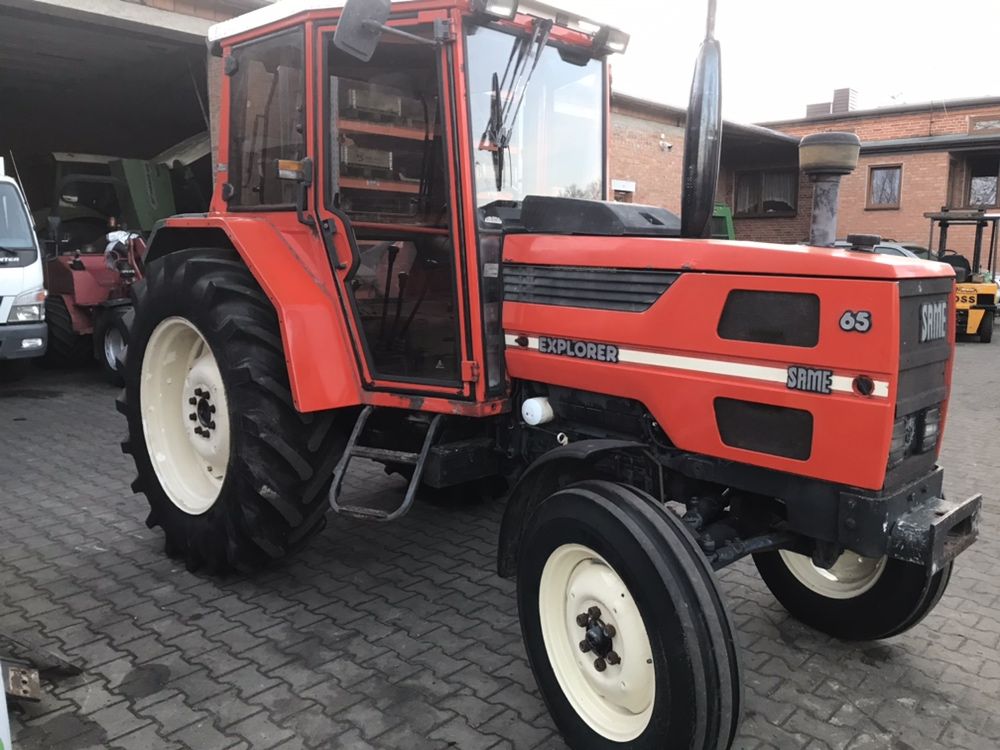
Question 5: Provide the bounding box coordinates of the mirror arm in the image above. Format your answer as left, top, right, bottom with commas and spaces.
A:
361, 19, 440, 47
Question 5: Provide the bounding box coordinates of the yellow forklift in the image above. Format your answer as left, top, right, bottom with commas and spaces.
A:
925, 209, 998, 342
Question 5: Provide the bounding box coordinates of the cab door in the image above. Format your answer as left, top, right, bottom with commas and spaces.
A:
312, 15, 475, 400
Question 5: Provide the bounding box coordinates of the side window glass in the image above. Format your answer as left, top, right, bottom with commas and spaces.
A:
228, 29, 305, 208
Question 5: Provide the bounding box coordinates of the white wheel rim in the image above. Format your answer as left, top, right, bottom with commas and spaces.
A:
539, 543, 655, 742
104, 327, 126, 371
140, 317, 230, 515
779, 549, 886, 599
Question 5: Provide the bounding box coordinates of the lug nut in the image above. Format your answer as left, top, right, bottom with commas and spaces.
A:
208, 422, 216, 431
194, 427, 204, 436
209, 405, 216, 414
593, 657, 606, 672
189, 413, 197, 422
189, 397, 198, 405
576, 613, 589, 627
604, 624, 616, 638
194, 388, 204, 398
587, 606, 602, 619
607, 651, 621, 665
579, 640, 591, 653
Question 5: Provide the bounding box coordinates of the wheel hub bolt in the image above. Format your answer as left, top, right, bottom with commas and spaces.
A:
605, 624, 616, 638
189, 397, 198, 406
593, 657, 607, 672
587, 606, 601, 619
576, 613, 589, 627
579, 640, 591, 653
189, 413, 197, 422
606, 651, 620, 665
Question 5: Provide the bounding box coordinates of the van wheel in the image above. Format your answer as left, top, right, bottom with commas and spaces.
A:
119, 248, 350, 573
517, 480, 741, 749
753, 549, 952, 640
43, 296, 91, 368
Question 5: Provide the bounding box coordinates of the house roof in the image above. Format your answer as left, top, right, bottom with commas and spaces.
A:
760, 96, 1000, 127
861, 132, 1000, 155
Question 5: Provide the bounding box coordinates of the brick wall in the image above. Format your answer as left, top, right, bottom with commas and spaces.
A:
723, 169, 815, 244
609, 105, 686, 212
772, 104, 1000, 143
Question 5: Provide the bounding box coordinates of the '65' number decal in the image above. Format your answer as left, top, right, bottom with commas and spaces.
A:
840, 310, 872, 333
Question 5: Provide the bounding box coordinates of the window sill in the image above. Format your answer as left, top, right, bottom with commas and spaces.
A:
733, 212, 797, 220
864, 205, 900, 211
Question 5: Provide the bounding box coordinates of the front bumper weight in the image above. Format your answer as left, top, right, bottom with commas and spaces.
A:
887, 493, 981, 574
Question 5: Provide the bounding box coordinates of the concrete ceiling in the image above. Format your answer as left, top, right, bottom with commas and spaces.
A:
0, 3, 210, 205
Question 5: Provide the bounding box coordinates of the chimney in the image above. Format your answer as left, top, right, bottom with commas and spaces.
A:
806, 102, 832, 117
831, 88, 857, 115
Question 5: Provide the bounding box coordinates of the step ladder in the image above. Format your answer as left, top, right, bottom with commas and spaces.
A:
328, 405, 444, 521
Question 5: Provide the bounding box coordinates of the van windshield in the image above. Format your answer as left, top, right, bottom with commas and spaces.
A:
0, 182, 34, 250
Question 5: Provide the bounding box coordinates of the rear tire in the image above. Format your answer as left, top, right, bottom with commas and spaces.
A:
753, 549, 952, 640
119, 248, 350, 573
43, 296, 91, 368
517, 480, 741, 749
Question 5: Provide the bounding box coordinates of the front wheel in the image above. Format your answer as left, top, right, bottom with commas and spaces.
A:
753, 549, 952, 640
95, 307, 131, 385
120, 248, 349, 572
979, 312, 994, 343
517, 480, 741, 749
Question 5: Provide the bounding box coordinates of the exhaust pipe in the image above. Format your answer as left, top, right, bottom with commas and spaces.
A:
799, 132, 861, 247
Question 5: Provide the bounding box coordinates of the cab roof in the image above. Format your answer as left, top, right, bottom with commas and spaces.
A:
208, 0, 622, 47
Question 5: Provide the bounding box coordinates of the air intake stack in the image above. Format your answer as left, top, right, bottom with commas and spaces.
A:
799, 132, 861, 247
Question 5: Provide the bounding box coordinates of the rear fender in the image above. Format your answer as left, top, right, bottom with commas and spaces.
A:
146, 216, 361, 413
497, 439, 646, 578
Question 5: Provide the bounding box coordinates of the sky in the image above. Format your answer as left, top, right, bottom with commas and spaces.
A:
566, 0, 999, 124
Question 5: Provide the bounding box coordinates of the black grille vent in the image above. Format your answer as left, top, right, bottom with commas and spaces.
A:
503, 264, 677, 312
717, 290, 820, 347
714, 398, 813, 460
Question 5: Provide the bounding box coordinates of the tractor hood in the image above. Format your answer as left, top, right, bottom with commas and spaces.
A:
502, 233, 956, 281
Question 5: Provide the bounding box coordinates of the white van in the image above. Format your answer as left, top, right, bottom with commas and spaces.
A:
0, 169, 47, 378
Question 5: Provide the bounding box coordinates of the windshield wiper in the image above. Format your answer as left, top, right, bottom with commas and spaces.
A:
479, 18, 552, 191
0, 246, 22, 256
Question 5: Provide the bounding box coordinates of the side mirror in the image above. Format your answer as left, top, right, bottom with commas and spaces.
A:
334, 0, 391, 62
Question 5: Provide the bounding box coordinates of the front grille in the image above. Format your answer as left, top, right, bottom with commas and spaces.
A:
503, 264, 677, 312
890, 278, 952, 487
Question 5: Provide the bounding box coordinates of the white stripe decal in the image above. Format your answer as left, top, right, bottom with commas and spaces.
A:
504, 334, 890, 398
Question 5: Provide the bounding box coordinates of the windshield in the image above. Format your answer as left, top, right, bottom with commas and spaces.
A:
0, 182, 34, 250
466, 24, 604, 222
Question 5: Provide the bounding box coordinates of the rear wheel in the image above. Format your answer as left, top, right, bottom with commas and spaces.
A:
120, 248, 350, 572
753, 549, 952, 640
517, 480, 741, 749
43, 296, 91, 368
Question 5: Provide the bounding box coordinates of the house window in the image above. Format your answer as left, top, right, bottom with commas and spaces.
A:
734, 170, 797, 217
968, 156, 999, 207
867, 165, 901, 209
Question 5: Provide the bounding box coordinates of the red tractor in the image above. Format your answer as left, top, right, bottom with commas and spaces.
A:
119, 1, 981, 747
40, 173, 146, 383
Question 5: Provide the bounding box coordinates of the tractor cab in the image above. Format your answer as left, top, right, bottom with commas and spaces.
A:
925, 208, 998, 342
204, 0, 634, 405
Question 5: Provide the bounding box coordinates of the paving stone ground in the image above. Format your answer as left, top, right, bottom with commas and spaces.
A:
0, 340, 997, 750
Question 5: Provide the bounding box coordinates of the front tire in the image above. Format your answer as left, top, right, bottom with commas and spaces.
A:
753, 549, 952, 640
979, 312, 994, 343
95, 307, 130, 385
517, 480, 741, 749
120, 248, 349, 572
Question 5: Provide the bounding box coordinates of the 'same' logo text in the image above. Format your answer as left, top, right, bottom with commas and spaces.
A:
786, 366, 833, 394
920, 301, 947, 342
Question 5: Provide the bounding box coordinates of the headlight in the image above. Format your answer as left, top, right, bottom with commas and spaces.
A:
889, 406, 942, 467
8, 288, 46, 323
918, 407, 941, 454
